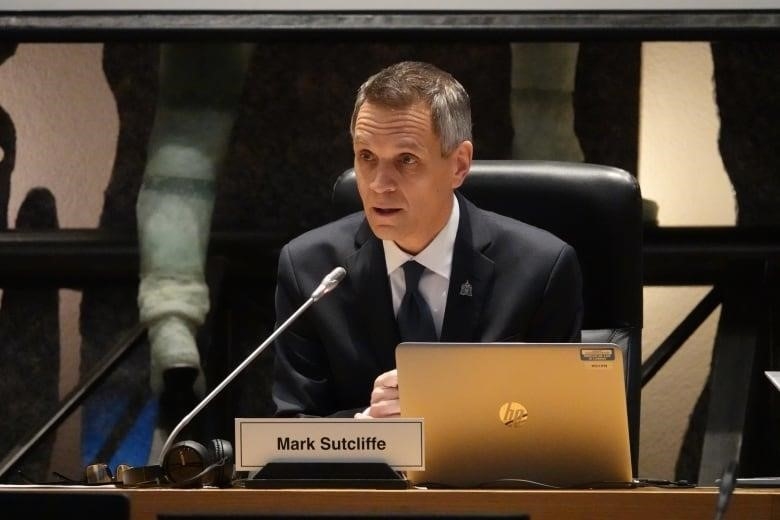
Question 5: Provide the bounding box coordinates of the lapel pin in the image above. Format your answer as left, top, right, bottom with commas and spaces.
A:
459, 280, 473, 297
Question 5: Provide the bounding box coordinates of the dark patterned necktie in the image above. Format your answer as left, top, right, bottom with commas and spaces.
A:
397, 261, 437, 342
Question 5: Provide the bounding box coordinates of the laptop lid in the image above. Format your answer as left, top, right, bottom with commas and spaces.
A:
395, 342, 634, 489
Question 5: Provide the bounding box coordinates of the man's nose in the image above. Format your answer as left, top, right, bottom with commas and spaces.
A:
369, 163, 397, 193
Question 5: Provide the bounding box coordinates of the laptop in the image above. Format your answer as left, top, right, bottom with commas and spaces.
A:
395, 342, 634, 489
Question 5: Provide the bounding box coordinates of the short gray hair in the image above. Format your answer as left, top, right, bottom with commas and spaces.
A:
350, 61, 472, 156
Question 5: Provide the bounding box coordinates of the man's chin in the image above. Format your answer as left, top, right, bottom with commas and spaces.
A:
365, 219, 400, 241
367, 224, 394, 240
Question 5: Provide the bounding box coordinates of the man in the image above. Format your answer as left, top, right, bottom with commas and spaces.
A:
272, 61, 582, 419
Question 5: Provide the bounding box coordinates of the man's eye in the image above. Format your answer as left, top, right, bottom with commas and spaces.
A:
358, 151, 375, 161
400, 155, 417, 165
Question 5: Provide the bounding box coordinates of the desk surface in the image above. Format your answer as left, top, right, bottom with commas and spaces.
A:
2, 485, 780, 520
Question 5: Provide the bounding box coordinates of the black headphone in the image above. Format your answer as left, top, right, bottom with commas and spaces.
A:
161, 439, 234, 488
86, 438, 234, 488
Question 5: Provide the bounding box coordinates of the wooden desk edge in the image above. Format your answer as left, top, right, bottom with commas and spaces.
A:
3, 485, 780, 520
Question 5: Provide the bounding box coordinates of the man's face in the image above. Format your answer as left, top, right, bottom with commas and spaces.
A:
353, 101, 472, 254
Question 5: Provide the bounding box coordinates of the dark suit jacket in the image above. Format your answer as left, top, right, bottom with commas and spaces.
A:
272, 192, 583, 417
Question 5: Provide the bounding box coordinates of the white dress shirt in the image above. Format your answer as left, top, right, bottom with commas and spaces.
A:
383, 195, 460, 338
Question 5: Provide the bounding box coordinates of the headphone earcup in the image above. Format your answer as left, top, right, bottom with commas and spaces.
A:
162, 440, 210, 487
206, 438, 234, 487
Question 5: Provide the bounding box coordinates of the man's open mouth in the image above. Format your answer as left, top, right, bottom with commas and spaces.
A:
374, 207, 401, 215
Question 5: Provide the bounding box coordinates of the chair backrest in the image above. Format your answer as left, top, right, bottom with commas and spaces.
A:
332, 159, 643, 475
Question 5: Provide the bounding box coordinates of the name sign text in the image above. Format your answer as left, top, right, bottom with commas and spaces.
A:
235, 417, 424, 471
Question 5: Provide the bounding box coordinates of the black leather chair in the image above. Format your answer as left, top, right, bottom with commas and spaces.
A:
332, 159, 643, 475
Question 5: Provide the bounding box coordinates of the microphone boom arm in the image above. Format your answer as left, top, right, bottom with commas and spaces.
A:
157, 266, 346, 465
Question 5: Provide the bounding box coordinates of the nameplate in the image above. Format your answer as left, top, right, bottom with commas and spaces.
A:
234, 418, 424, 472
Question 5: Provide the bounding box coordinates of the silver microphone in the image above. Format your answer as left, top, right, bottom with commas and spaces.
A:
311, 266, 347, 300
157, 266, 347, 465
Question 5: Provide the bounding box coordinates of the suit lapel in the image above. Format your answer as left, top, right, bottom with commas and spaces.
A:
440, 194, 495, 342
345, 219, 400, 370
344, 196, 495, 361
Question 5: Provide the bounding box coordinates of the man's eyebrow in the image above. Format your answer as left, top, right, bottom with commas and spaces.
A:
351, 138, 425, 154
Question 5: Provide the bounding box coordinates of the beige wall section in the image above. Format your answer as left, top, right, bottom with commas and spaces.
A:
0, 43, 119, 473
0, 44, 118, 229
638, 42, 736, 227
637, 42, 736, 479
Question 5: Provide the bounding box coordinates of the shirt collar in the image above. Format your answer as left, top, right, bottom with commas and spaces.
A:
383, 195, 460, 279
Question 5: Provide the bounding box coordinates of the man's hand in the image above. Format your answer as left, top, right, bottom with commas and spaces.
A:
354, 369, 400, 419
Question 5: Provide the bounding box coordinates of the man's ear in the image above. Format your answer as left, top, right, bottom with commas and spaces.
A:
451, 140, 473, 189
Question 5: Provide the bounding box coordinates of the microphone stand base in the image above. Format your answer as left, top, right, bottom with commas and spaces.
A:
243, 462, 410, 489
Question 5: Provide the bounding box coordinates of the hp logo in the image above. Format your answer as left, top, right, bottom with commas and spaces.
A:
499, 402, 528, 427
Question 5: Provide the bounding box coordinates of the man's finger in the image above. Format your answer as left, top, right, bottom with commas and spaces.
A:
375, 369, 398, 389
371, 385, 399, 404
369, 399, 401, 418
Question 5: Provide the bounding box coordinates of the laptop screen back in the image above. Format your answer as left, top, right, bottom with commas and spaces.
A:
395, 342, 633, 488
